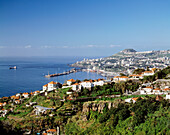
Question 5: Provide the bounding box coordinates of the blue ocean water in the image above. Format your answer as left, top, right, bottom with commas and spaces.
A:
0, 56, 105, 97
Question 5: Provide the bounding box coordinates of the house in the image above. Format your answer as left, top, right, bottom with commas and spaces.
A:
26, 102, 37, 107
67, 79, 76, 86
142, 71, 154, 76
165, 94, 170, 100
3, 102, 6, 106
140, 90, 146, 95
33, 105, 54, 115
163, 88, 170, 93
80, 81, 94, 89
140, 86, 153, 95
125, 97, 144, 103
15, 100, 21, 104
46, 129, 57, 135
47, 81, 58, 91
113, 76, 128, 82
16, 93, 21, 97
153, 88, 162, 94
119, 76, 129, 81
72, 83, 79, 91
143, 86, 153, 93
93, 79, 105, 86
43, 81, 59, 92
11, 95, 20, 100
0, 109, 8, 117
0, 103, 3, 107
22, 93, 29, 98
33, 91, 40, 95
129, 74, 143, 80
43, 84, 48, 91
113, 76, 119, 82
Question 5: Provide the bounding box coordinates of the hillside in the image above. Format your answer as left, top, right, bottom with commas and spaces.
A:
111, 49, 170, 58
65, 98, 169, 134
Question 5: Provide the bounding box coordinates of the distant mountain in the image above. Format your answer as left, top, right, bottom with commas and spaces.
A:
111, 49, 170, 58
120, 49, 137, 53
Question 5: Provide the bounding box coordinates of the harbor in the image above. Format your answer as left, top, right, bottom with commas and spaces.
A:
44, 67, 116, 78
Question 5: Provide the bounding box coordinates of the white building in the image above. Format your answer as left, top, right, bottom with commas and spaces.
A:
165, 94, 170, 100
67, 79, 76, 86
43, 84, 48, 91
93, 79, 105, 86
153, 88, 163, 95
80, 81, 94, 89
142, 71, 154, 76
43, 81, 59, 92
129, 74, 143, 80
72, 83, 79, 91
125, 97, 144, 103
162, 88, 170, 93
143, 86, 153, 93
113, 76, 128, 82
22, 93, 29, 98
48, 81, 57, 91
33, 91, 40, 95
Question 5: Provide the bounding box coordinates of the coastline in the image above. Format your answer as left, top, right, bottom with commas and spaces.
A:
0, 57, 107, 98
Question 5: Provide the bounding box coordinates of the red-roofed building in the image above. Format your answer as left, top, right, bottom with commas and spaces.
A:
129, 74, 143, 80
11, 95, 20, 100
67, 79, 76, 86
46, 129, 57, 135
143, 86, 153, 92
80, 81, 94, 90
113, 76, 128, 82
0, 103, 3, 107
153, 88, 163, 95
72, 83, 80, 91
93, 79, 105, 86
125, 97, 144, 103
22, 93, 29, 98
43, 81, 59, 92
163, 88, 170, 92
15, 100, 21, 104
142, 70, 154, 76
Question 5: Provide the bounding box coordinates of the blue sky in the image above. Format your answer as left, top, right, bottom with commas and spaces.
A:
0, 0, 170, 57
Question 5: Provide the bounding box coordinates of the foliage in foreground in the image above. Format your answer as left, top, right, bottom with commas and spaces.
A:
65, 97, 170, 135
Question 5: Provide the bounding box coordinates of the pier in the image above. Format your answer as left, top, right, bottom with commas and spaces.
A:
44, 68, 82, 78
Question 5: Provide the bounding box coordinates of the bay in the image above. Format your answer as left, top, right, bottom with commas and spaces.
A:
0, 56, 105, 97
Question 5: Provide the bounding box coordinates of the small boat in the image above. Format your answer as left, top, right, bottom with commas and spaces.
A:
9, 66, 17, 69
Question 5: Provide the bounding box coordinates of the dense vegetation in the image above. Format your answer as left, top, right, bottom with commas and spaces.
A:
79, 81, 140, 99
65, 97, 170, 135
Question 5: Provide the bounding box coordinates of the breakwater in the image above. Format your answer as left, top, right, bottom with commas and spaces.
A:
44, 68, 82, 78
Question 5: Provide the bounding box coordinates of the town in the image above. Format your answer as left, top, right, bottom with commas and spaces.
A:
0, 65, 169, 134
71, 49, 170, 77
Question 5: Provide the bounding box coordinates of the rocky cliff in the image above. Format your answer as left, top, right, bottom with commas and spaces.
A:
81, 99, 124, 121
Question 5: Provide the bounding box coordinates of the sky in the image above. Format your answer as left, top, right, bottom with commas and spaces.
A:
0, 0, 170, 57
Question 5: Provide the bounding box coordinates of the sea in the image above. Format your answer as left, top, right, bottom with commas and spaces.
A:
0, 56, 106, 97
